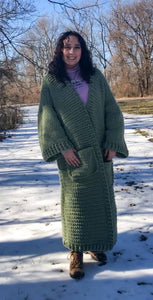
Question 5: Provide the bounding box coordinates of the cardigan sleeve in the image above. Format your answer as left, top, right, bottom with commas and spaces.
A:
100, 73, 128, 158
38, 80, 73, 162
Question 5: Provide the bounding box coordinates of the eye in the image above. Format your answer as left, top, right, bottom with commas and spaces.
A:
64, 45, 71, 50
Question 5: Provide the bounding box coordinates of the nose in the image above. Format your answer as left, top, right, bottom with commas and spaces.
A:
69, 47, 74, 54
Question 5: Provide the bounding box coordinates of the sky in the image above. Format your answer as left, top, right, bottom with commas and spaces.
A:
34, 0, 137, 17
35, 0, 53, 15
34, 0, 112, 17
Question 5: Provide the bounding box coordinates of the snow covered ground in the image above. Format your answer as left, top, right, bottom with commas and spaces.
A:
0, 105, 153, 300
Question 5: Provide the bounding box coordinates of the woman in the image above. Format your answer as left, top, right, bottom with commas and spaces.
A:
38, 31, 128, 279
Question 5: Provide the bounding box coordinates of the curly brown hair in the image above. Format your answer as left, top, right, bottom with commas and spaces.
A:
49, 31, 95, 83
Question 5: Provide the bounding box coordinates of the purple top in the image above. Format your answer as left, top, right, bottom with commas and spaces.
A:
66, 65, 89, 106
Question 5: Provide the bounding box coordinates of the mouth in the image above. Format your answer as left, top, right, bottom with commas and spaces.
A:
67, 57, 76, 60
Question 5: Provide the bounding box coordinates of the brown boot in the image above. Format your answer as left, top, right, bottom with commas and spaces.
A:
69, 251, 84, 279
88, 251, 107, 264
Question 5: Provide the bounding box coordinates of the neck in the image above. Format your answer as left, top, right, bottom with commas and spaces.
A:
66, 64, 80, 71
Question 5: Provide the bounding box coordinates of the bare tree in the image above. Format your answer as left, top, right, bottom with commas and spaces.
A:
14, 15, 61, 104
0, 0, 37, 107
60, 1, 111, 74
21, 16, 61, 80
108, 0, 153, 97
0, 0, 36, 69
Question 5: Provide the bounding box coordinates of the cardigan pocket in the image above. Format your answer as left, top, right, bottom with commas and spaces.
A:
57, 155, 67, 170
68, 147, 98, 182
104, 161, 113, 186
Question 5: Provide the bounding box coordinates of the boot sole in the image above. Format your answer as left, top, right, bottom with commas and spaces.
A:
87, 251, 107, 264
70, 271, 85, 279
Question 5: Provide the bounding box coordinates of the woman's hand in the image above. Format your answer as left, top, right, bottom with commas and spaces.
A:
62, 149, 81, 167
104, 149, 116, 161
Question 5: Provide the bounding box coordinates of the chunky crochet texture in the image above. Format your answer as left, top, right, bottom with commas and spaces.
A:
38, 68, 128, 252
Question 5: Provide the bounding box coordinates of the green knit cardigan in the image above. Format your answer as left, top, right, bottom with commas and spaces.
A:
38, 68, 128, 252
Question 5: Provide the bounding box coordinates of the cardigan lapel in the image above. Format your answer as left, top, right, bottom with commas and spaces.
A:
53, 78, 97, 147
63, 76, 95, 114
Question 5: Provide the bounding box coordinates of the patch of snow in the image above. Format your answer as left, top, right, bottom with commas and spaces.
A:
0, 106, 153, 300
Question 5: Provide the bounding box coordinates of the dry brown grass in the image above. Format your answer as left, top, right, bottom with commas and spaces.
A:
117, 98, 153, 114
0, 106, 23, 140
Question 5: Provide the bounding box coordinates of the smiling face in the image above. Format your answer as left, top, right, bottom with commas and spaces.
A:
62, 35, 82, 69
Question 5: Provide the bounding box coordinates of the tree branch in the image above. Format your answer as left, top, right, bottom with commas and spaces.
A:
0, 28, 43, 69
48, 0, 99, 11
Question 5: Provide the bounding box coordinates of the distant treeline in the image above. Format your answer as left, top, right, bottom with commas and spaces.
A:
0, 0, 153, 108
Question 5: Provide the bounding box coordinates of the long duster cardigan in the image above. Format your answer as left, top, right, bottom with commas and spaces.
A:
38, 68, 128, 252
